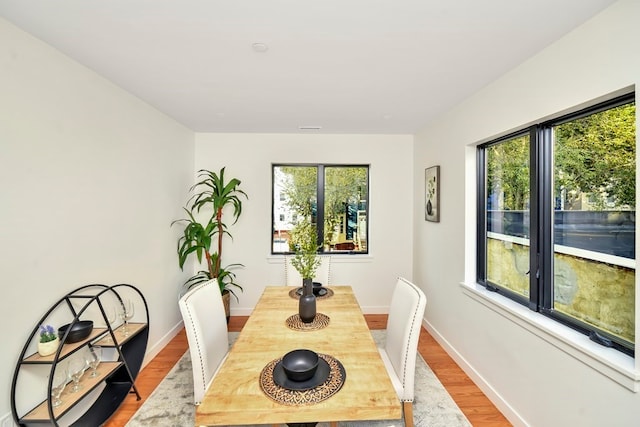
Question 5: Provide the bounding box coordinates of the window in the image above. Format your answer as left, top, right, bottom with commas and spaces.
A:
477, 93, 636, 355
272, 164, 369, 254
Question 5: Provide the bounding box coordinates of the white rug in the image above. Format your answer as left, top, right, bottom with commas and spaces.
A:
126, 331, 471, 427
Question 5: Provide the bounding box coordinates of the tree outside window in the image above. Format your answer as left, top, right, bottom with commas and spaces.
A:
272, 165, 369, 254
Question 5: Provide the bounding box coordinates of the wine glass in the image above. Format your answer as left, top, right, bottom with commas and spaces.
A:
69, 357, 87, 393
120, 299, 135, 337
106, 305, 117, 327
103, 305, 118, 343
87, 346, 102, 378
51, 367, 68, 407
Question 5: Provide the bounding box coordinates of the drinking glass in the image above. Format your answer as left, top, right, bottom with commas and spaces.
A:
103, 305, 118, 343
106, 305, 117, 327
87, 346, 102, 378
69, 357, 87, 393
120, 299, 135, 337
51, 367, 68, 407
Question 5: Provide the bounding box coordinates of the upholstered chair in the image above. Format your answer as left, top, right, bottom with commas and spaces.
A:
284, 255, 332, 287
178, 279, 229, 405
378, 277, 427, 427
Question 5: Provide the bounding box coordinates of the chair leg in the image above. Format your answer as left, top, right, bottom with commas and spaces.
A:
403, 401, 414, 427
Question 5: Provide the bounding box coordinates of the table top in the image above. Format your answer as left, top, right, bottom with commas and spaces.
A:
195, 285, 402, 426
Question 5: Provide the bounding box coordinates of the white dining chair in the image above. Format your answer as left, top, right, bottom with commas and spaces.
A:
178, 279, 229, 405
284, 255, 332, 287
378, 277, 427, 427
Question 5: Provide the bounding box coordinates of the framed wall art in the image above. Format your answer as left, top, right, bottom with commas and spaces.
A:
425, 165, 440, 222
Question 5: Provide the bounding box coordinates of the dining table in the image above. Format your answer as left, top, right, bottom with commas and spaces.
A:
195, 285, 402, 426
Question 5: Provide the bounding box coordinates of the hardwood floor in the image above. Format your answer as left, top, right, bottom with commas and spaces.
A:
105, 315, 511, 426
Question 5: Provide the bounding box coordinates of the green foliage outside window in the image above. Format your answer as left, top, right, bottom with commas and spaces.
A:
555, 103, 636, 209
274, 165, 369, 253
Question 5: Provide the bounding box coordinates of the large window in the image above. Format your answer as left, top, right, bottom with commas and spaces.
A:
272, 164, 369, 254
478, 93, 636, 355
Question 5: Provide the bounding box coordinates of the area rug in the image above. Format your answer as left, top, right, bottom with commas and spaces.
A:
126, 331, 471, 427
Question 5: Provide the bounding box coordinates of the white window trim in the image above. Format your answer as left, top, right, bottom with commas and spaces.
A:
267, 254, 374, 264
460, 281, 640, 392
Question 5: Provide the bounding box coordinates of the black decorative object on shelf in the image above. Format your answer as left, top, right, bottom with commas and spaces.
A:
10, 283, 149, 427
58, 320, 94, 343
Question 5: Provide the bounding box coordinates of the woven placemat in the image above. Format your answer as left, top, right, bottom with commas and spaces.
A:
288, 287, 334, 300
259, 353, 346, 405
285, 313, 330, 331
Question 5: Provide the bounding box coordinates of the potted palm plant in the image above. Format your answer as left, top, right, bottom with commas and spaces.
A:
172, 167, 247, 319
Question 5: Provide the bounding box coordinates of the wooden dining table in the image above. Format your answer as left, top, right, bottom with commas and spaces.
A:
195, 285, 402, 426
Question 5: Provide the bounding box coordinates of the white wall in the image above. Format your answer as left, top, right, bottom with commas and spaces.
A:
4, 0, 636, 424
413, 1, 639, 426
0, 17, 194, 419
195, 133, 414, 314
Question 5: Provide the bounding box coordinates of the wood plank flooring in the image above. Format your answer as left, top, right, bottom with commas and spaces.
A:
105, 315, 511, 426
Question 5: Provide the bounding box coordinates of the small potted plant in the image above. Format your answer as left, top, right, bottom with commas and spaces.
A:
290, 224, 321, 323
290, 222, 322, 285
38, 324, 60, 357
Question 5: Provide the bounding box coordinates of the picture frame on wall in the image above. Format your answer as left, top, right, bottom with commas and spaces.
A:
425, 165, 440, 222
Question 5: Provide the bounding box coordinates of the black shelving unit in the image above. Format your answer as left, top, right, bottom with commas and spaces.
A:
10, 284, 149, 427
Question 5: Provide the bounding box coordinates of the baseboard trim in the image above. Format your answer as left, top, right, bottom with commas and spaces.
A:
141, 321, 184, 367
422, 318, 528, 427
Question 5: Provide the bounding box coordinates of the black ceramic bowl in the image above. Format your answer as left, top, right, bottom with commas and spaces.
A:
58, 320, 94, 343
282, 349, 319, 382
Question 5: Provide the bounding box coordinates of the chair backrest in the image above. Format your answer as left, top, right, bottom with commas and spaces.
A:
178, 279, 229, 405
384, 277, 427, 401
284, 255, 332, 286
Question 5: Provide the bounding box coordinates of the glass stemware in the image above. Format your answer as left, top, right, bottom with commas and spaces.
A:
103, 305, 118, 343
69, 357, 87, 393
106, 305, 117, 327
51, 367, 69, 407
87, 346, 102, 378
120, 299, 135, 337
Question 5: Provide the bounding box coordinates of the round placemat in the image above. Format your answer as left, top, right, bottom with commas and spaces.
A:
259, 353, 346, 405
285, 313, 330, 331
288, 287, 334, 300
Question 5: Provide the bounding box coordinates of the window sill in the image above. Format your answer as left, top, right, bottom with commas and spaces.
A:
461, 281, 640, 392
267, 254, 374, 263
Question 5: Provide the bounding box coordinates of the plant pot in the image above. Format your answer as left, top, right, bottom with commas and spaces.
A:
38, 337, 60, 357
222, 291, 231, 324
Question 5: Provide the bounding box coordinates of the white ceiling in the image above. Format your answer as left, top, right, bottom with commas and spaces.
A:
0, 0, 617, 134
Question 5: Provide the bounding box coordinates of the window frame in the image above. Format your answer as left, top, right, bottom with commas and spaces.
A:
476, 92, 636, 356
271, 163, 370, 255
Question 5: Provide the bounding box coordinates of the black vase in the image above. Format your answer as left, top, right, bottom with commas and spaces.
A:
298, 278, 316, 323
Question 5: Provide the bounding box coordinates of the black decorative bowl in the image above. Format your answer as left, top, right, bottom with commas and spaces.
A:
58, 320, 94, 343
282, 349, 319, 382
